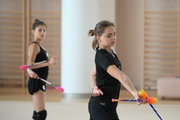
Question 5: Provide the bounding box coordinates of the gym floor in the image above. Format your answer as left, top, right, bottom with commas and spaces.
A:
0, 86, 180, 120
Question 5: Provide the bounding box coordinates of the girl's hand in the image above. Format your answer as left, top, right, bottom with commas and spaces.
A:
49, 56, 58, 65
92, 86, 103, 97
137, 98, 147, 105
27, 68, 39, 79
132, 92, 147, 105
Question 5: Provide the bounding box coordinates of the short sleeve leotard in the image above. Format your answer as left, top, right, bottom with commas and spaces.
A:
88, 49, 122, 110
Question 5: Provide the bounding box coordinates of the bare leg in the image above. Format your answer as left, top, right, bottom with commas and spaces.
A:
33, 90, 46, 112
32, 90, 46, 120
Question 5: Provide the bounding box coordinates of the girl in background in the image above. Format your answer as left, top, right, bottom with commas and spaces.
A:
27, 19, 57, 120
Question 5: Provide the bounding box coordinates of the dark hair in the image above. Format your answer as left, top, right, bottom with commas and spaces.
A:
88, 20, 115, 50
32, 19, 47, 30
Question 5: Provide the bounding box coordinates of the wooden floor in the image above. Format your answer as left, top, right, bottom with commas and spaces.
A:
0, 86, 180, 105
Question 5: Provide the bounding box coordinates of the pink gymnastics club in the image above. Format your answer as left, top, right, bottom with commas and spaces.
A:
20, 65, 29, 70
39, 78, 64, 92
20, 60, 48, 70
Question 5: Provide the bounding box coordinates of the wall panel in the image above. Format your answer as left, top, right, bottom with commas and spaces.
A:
0, 0, 26, 87
143, 0, 179, 89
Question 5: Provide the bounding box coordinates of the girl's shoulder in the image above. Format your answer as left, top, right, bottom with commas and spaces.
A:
95, 49, 112, 60
96, 49, 108, 54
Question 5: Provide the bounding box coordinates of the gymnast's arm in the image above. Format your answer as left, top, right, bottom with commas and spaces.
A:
90, 65, 103, 97
28, 44, 50, 69
107, 65, 141, 102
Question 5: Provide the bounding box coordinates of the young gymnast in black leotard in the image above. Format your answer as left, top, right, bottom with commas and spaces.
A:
27, 19, 57, 120
88, 20, 147, 120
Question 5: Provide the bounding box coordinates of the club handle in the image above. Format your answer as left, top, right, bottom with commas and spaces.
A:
20, 60, 48, 70
112, 98, 139, 102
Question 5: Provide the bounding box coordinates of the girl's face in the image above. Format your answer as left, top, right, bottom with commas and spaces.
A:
32, 25, 47, 40
97, 25, 116, 49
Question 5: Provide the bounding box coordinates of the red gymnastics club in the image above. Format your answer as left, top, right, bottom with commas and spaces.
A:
112, 89, 162, 120
139, 89, 163, 120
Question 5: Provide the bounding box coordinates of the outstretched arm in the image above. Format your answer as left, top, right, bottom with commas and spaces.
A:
107, 65, 145, 104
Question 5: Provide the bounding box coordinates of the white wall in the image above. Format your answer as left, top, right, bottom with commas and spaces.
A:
61, 0, 116, 95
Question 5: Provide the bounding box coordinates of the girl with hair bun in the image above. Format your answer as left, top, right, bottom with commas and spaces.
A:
27, 19, 57, 120
88, 20, 146, 120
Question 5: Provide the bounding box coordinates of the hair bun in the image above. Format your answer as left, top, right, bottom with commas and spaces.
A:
88, 30, 95, 36
35, 19, 40, 23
